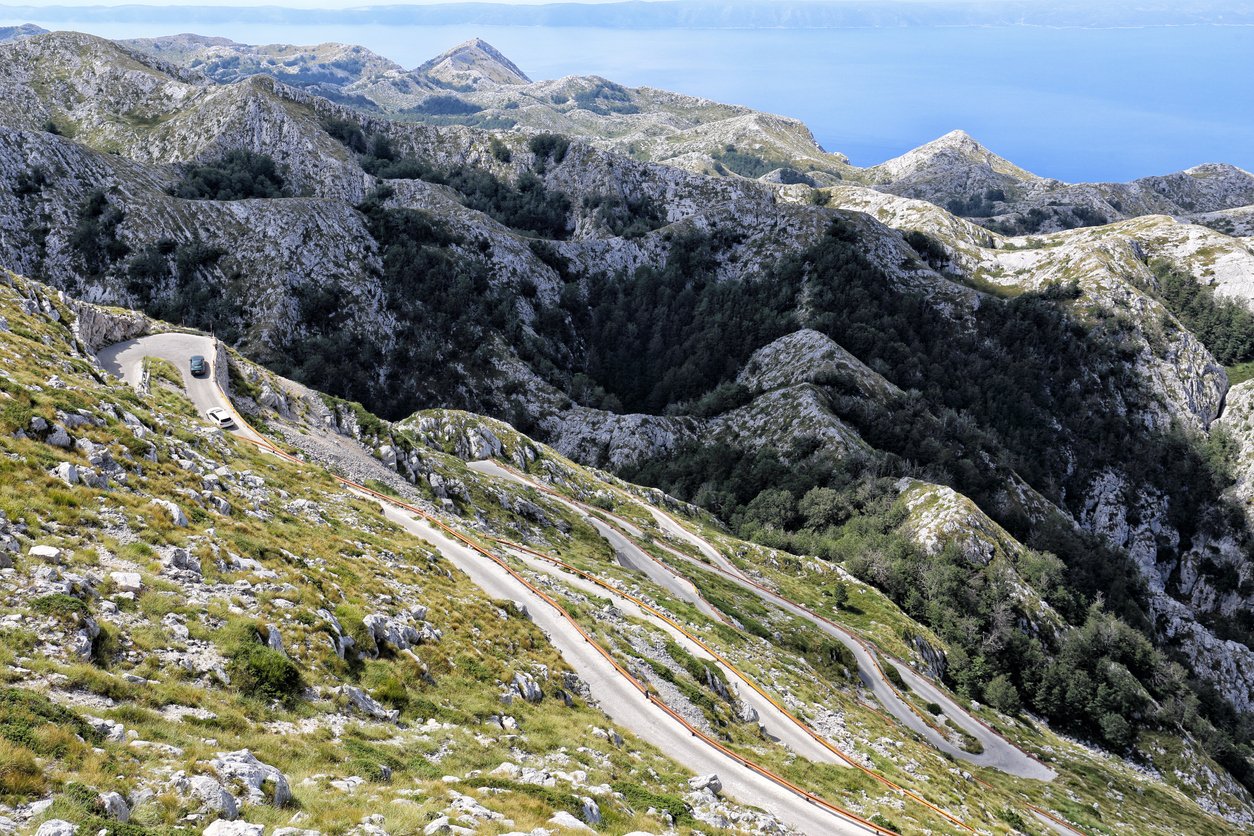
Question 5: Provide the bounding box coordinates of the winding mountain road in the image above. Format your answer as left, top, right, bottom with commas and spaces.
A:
469, 460, 1054, 782
97, 336, 893, 836
371, 501, 877, 835
501, 542, 851, 769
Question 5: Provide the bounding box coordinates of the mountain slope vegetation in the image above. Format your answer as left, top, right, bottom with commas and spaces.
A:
2, 28, 1254, 832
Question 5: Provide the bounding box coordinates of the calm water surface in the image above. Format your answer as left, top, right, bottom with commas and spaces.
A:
5, 17, 1251, 182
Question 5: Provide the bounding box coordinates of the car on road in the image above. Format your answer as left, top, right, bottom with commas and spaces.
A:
189, 355, 207, 377
206, 407, 234, 429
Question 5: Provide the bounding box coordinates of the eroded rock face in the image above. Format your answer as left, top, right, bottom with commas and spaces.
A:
1218, 380, 1254, 526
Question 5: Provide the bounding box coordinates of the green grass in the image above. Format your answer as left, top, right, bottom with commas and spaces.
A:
1226, 361, 1254, 387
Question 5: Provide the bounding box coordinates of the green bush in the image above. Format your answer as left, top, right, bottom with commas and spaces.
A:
1153, 259, 1254, 366
32, 594, 89, 623
882, 662, 908, 692
983, 673, 1022, 714
528, 133, 570, 165
171, 150, 289, 201
224, 622, 304, 704
611, 781, 690, 824
70, 190, 129, 275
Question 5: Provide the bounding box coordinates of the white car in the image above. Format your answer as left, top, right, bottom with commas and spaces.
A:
206, 407, 235, 429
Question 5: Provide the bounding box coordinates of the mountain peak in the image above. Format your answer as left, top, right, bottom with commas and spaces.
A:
415, 37, 530, 89
871, 128, 1041, 185
0, 23, 46, 44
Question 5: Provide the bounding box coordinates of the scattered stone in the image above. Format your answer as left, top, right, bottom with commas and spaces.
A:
162, 548, 202, 580
579, 796, 601, 825
361, 607, 439, 655
85, 715, 126, 742
422, 818, 451, 836
266, 624, 285, 655
29, 544, 64, 564
46, 425, 72, 448
152, 499, 188, 527
338, 685, 399, 722
51, 462, 79, 485
171, 772, 239, 820
512, 671, 543, 703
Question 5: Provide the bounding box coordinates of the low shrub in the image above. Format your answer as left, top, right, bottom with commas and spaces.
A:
223, 621, 304, 704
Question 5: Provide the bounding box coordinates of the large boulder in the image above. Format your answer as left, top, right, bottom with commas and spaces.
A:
171, 771, 239, 820
35, 822, 77, 836
98, 791, 130, 822
338, 685, 399, 722
209, 749, 291, 807
361, 606, 439, 655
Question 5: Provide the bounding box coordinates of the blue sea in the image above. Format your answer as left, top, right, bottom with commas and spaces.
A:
5, 16, 1252, 183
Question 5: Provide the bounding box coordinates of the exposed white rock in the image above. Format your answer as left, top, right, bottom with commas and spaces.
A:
338, 685, 399, 722
687, 773, 722, 794
203, 821, 263, 836
152, 498, 188, 527
29, 544, 63, 564
547, 810, 592, 831
110, 571, 143, 593
512, 671, 543, 703
210, 749, 292, 807
34, 822, 77, 836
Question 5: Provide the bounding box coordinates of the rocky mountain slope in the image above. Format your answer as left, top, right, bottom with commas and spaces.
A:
3, 28, 1254, 829
3, 264, 1253, 835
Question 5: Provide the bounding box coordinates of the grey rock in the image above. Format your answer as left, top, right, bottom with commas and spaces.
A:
110, 571, 143, 594
45, 424, 72, 448
34, 821, 77, 836
98, 791, 129, 822
172, 772, 239, 820
579, 796, 601, 825
51, 462, 79, 485
512, 671, 543, 703
152, 499, 188, 527
338, 685, 399, 722
687, 773, 722, 795
548, 811, 592, 831
162, 547, 202, 579
29, 544, 63, 564
210, 749, 292, 807
265, 625, 285, 655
